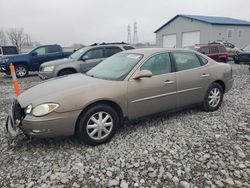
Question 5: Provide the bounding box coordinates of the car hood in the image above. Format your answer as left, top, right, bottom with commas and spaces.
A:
41, 58, 77, 67
238, 50, 250, 55
17, 73, 108, 109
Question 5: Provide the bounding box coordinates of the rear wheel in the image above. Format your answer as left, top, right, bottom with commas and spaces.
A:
76, 104, 119, 146
58, 69, 75, 76
15, 64, 28, 78
202, 83, 223, 112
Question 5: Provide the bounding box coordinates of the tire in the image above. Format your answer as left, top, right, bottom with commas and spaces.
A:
15, 64, 28, 78
202, 83, 224, 112
76, 104, 119, 146
234, 60, 240, 64
218, 59, 226, 63
58, 69, 75, 76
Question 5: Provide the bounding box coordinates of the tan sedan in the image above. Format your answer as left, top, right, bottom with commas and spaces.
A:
6, 48, 234, 145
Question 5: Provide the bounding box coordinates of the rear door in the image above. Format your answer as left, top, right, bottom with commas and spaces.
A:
127, 52, 177, 119
171, 51, 211, 107
80, 47, 105, 72
46, 45, 63, 62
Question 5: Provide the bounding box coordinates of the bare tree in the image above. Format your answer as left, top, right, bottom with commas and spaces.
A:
0, 30, 7, 45
6, 28, 31, 52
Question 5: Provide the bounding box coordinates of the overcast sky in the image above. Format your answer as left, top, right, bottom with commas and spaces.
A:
1, 0, 250, 46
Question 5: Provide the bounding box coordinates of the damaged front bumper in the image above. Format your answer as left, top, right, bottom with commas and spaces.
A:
5, 99, 25, 142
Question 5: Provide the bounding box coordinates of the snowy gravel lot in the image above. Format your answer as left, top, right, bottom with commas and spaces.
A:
0, 63, 249, 188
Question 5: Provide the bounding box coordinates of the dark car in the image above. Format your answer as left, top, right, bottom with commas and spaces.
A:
0, 44, 73, 78
0, 46, 19, 56
233, 44, 250, 66
192, 43, 228, 63
38, 42, 135, 80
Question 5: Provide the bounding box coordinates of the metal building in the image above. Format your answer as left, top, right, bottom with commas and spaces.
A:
155, 15, 250, 48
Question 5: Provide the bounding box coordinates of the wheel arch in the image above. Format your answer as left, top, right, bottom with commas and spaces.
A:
213, 80, 225, 93
14, 62, 29, 69
74, 100, 124, 134
57, 67, 77, 76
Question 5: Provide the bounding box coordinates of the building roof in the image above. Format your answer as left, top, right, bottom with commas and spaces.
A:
154, 14, 250, 33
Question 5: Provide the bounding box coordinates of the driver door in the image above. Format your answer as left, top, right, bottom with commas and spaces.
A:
80, 47, 105, 72
127, 52, 177, 119
30, 46, 48, 70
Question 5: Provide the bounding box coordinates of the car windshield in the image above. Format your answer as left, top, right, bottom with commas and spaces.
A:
87, 53, 143, 81
243, 44, 250, 51
69, 47, 90, 59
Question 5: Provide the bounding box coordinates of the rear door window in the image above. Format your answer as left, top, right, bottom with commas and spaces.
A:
210, 46, 219, 54
172, 52, 201, 71
48, 45, 61, 53
105, 47, 122, 57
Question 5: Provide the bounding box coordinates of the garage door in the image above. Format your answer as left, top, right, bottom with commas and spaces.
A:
163, 34, 176, 48
182, 31, 200, 47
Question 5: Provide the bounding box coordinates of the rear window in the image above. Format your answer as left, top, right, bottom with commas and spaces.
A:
123, 46, 135, 50
218, 46, 226, 52
210, 46, 219, 54
2, 46, 18, 55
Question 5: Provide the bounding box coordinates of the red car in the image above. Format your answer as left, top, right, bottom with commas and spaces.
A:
192, 43, 228, 63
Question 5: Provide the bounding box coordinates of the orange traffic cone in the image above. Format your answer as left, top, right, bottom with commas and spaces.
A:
9, 63, 21, 96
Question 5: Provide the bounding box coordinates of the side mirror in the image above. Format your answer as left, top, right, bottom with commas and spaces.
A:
81, 55, 89, 61
31, 52, 38, 56
133, 70, 152, 80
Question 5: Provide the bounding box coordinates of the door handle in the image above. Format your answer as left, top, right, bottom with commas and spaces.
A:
164, 80, 175, 84
201, 73, 210, 78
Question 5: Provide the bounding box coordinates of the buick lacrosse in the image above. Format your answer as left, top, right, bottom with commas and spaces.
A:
6, 48, 233, 145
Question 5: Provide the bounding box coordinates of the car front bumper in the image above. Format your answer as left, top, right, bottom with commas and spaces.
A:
38, 71, 55, 80
6, 99, 81, 139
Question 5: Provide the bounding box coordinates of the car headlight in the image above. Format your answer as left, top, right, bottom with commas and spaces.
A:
43, 66, 54, 72
32, 103, 59, 117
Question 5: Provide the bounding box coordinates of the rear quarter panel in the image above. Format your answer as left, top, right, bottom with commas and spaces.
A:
207, 62, 233, 92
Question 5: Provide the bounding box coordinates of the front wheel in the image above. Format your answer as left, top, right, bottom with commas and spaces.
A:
202, 83, 224, 112
76, 104, 119, 146
15, 64, 28, 78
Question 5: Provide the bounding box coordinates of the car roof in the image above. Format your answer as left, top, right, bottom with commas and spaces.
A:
120, 48, 196, 55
